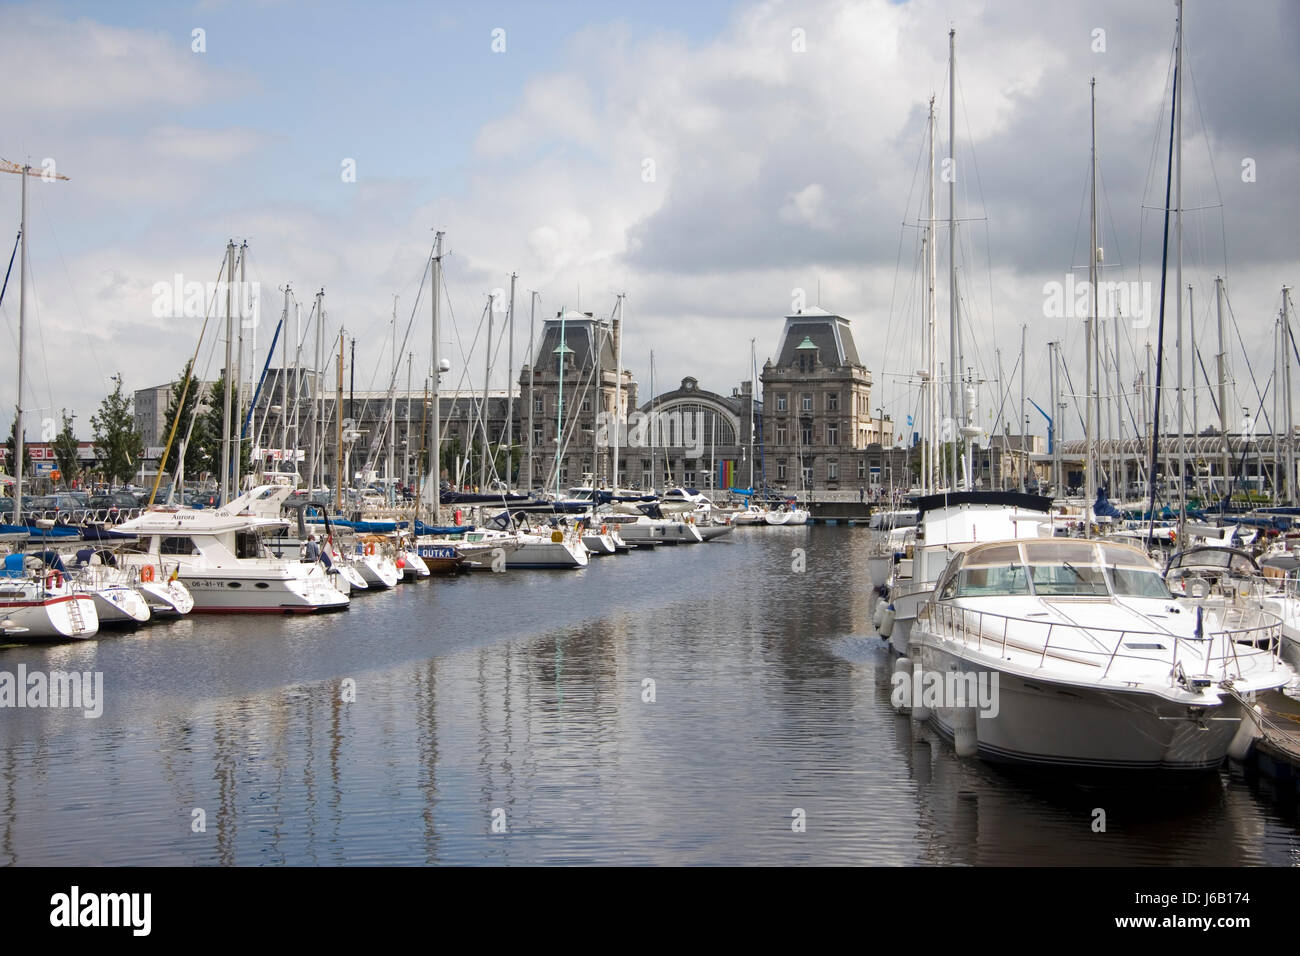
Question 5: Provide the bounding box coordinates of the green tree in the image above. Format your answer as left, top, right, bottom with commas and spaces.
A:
160, 359, 209, 481
91, 374, 144, 488
197, 373, 250, 482
4, 409, 33, 479
52, 409, 81, 487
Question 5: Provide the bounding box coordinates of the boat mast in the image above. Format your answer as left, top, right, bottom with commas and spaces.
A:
505, 272, 516, 490
389, 294, 397, 491
526, 290, 536, 492
481, 293, 493, 490
613, 293, 625, 491
1143, 0, 1180, 547
428, 231, 444, 525
1279, 286, 1289, 504
927, 94, 939, 494
1175, 0, 1186, 529
947, 29, 961, 491
234, 241, 246, 491
1085, 76, 1098, 532
13, 164, 28, 522
748, 338, 756, 491
649, 350, 656, 491
556, 309, 568, 499
405, 351, 413, 488
1019, 324, 1026, 493
279, 284, 291, 473
1215, 276, 1229, 504
335, 331, 344, 514
1189, 283, 1197, 453
219, 240, 235, 503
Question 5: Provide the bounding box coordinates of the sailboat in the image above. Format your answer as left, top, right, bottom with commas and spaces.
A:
0, 161, 99, 640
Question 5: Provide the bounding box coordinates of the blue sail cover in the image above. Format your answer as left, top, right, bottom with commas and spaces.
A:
414, 521, 473, 536
1093, 489, 1123, 518
0, 524, 79, 537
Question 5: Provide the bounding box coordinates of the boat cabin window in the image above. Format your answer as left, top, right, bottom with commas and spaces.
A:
160, 536, 197, 555
235, 531, 263, 559
1028, 560, 1108, 597
953, 562, 1030, 597
1106, 566, 1171, 598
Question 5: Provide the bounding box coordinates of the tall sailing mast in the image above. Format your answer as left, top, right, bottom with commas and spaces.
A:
2, 160, 68, 526
1085, 76, 1099, 531
427, 230, 444, 525
613, 293, 625, 491
927, 94, 939, 494
947, 27, 962, 491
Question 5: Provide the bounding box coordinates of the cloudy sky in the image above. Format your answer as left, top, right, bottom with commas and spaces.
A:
2, 0, 1296, 450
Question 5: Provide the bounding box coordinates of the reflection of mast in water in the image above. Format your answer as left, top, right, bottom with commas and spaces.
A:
156, 718, 201, 859
413, 659, 441, 863
211, 710, 240, 866
0, 735, 15, 865
301, 691, 320, 864
329, 678, 344, 853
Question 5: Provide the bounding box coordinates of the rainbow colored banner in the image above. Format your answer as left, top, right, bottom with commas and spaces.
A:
717, 460, 735, 489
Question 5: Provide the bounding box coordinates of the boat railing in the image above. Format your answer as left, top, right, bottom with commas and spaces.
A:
919, 601, 1282, 684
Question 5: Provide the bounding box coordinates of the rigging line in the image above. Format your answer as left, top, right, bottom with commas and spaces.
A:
23, 251, 57, 426
1184, 46, 1231, 284
0, 228, 18, 361
1224, 286, 1274, 434
882, 100, 930, 384
1136, 37, 1179, 307
0, 229, 17, 314
33, 180, 109, 397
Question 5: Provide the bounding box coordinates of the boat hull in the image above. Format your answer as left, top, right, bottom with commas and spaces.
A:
88, 586, 151, 627
0, 593, 99, 640
918, 640, 1257, 771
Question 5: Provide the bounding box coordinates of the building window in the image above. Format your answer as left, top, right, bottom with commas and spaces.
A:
533, 428, 543, 446
827, 423, 838, 446
776, 394, 787, 412
803, 466, 814, 487
828, 460, 838, 481
581, 397, 591, 413
776, 426, 787, 445
827, 393, 839, 412
777, 460, 787, 481
534, 397, 543, 413
858, 458, 866, 479
684, 470, 695, 485
801, 424, 812, 446
801, 394, 812, 412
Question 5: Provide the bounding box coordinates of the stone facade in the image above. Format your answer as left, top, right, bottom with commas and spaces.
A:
759, 307, 896, 492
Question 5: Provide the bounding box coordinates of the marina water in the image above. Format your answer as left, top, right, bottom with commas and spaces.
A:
1, 526, 1296, 865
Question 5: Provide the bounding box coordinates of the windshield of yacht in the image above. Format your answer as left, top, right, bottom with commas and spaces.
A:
943, 540, 1170, 600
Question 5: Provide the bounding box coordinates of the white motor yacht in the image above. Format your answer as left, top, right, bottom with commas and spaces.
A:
909, 537, 1292, 771
111, 485, 350, 613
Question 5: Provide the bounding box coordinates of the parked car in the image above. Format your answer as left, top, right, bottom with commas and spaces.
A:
187, 491, 221, 509
88, 492, 143, 512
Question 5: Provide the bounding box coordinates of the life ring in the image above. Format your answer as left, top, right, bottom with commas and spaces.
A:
365, 542, 376, 556
551, 530, 564, 544
140, 565, 155, 583
45, 570, 62, 590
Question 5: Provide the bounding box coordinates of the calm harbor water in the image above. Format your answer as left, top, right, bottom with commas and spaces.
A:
2, 525, 1298, 866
